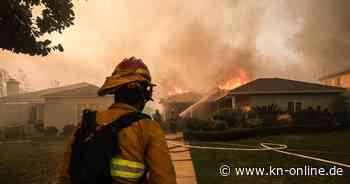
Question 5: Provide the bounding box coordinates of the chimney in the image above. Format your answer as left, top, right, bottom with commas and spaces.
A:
7, 78, 20, 96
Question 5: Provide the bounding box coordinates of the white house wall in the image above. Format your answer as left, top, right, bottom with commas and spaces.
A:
0, 103, 32, 126
244, 93, 341, 111
43, 97, 113, 130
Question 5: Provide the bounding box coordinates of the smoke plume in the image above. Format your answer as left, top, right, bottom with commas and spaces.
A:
287, 0, 350, 79
0, 0, 349, 101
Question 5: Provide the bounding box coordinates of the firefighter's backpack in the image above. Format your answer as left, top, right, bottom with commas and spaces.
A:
68, 109, 150, 184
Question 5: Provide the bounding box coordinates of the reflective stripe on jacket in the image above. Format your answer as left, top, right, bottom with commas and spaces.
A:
110, 157, 146, 179
56, 103, 177, 184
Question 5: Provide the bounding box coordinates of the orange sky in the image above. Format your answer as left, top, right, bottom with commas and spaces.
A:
0, 0, 317, 98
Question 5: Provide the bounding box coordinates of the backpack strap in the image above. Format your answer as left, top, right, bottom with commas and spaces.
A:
107, 111, 151, 183
107, 111, 151, 131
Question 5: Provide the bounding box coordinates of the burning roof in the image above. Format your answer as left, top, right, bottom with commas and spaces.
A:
218, 70, 249, 90
179, 88, 230, 118
159, 92, 202, 104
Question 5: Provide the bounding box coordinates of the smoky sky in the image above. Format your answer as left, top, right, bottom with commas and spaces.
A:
287, 0, 350, 79
0, 0, 349, 99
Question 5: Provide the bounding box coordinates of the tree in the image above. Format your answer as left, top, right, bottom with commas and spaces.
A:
0, 0, 75, 56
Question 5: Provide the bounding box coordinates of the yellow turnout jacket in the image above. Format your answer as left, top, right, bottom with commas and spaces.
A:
57, 103, 177, 184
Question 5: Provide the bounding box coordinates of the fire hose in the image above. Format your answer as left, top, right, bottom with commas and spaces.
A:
167, 140, 350, 168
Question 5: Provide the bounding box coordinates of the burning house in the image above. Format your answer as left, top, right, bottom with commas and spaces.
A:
225, 78, 346, 113
160, 92, 202, 121
180, 78, 347, 121
179, 88, 230, 120
179, 71, 249, 120
319, 67, 350, 88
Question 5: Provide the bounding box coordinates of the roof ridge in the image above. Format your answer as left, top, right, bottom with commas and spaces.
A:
42, 83, 100, 97
230, 77, 345, 94
229, 78, 261, 92
0, 82, 98, 99
272, 78, 345, 89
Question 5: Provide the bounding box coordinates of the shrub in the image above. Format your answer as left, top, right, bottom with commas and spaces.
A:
61, 124, 76, 136
213, 120, 228, 131
183, 118, 215, 131
246, 118, 263, 127
291, 106, 335, 125
44, 126, 58, 136
211, 108, 244, 127
334, 98, 350, 125
183, 124, 345, 141
33, 121, 44, 133
335, 112, 350, 125
3, 127, 25, 138
251, 104, 281, 126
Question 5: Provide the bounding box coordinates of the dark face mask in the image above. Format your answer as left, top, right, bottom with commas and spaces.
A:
114, 81, 155, 111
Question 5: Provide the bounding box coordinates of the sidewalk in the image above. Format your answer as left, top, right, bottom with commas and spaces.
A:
166, 133, 197, 184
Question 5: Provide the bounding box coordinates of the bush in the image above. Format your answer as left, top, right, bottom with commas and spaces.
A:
211, 108, 244, 127
3, 127, 25, 138
335, 111, 350, 125
183, 124, 348, 141
183, 118, 215, 131
291, 106, 336, 125
334, 98, 350, 125
212, 120, 228, 131
61, 124, 76, 136
246, 118, 264, 127
252, 104, 281, 126
44, 126, 58, 136
33, 121, 44, 133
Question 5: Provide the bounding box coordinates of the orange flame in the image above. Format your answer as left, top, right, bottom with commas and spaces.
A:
219, 70, 248, 90
167, 86, 189, 96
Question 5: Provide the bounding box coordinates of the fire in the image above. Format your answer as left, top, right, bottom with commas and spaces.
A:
219, 78, 244, 90
167, 86, 189, 96
219, 70, 249, 90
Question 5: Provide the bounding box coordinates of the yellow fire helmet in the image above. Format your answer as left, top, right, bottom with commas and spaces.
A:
98, 56, 155, 96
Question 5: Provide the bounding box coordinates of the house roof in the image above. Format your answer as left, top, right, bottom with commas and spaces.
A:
0, 82, 98, 102
229, 78, 345, 95
43, 84, 100, 98
319, 67, 350, 80
179, 88, 229, 117
159, 92, 202, 104
206, 88, 230, 102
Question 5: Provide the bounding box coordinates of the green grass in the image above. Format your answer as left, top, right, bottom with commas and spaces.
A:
2, 131, 350, 184
190, 130, 350, 184
0, 137, 68, 184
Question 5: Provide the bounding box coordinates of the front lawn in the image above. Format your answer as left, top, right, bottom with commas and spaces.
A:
0, 137, 68, 184
190, 130, 350, 184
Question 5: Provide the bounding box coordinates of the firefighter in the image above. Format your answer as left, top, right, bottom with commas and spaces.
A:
152, 110, 163, 123
57, 57, 177, 184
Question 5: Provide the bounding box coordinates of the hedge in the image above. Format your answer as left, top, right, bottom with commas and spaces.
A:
183, 124, 350, 141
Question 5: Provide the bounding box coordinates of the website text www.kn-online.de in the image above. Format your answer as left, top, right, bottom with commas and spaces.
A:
218, 165, 344, 177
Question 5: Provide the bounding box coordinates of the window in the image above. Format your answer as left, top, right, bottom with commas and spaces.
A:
296, 102, 302, 112
288, 102, 295, 113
